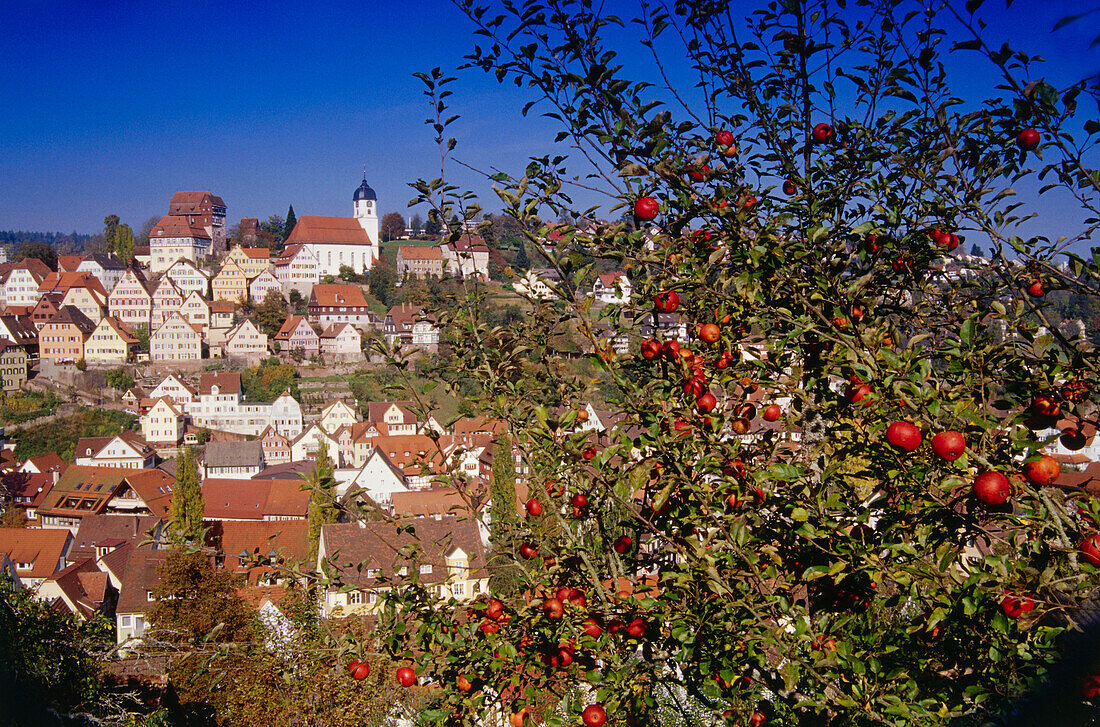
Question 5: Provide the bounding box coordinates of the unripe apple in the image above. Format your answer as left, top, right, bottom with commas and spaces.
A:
974, 471, 1011, 506
886, 421, 922, 452
582, 704, 607, 727
510, 709, 528, 727
634, 196, 660, 220
525, 498, 543, 517
930, 431, 966, 461
1016, 128, 1041, 151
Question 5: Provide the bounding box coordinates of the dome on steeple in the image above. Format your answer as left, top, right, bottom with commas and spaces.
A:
353, 176, 377, 202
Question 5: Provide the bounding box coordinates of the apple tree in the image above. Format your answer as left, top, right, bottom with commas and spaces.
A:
368, 1, 1100, 726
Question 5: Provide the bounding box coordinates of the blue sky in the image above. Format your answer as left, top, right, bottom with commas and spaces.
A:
0, 0, 1097, 246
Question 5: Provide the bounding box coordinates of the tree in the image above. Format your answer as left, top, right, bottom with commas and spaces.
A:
284, 204, 297, 240
410, 212, 423, 236
131, 323, 150, 352
368, 3, 1100, 727
253, 289, 289, 339
339, 264, 358, 282
288, 288, 305, 312
423, 212, 442, 237
260, 214, 286, 242
380, 212, 406, 242
14, 241, 57, 270
305, 443, 339, 561
113, 222, 135, 262
138, 215, 160, 246
168, 447, 204, 542
367, 261, 398, 307
102, 214, 119, 250
105, 367, 134, 392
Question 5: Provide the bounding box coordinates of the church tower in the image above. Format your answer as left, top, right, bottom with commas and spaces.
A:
353, 175, 379, 244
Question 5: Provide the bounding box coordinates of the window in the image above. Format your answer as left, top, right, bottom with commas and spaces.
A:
121, 615, 131, 627
348, 591, 363, 605
419, 564, 433, 575
452, 582, 466, 597
398, 566, 408, 576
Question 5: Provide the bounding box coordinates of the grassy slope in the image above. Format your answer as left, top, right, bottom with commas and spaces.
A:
13, 409, 137, 461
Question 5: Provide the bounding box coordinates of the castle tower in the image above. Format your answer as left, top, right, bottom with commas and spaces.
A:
353, 175, 379, 245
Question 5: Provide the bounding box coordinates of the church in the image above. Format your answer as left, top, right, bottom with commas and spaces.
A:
282, 176, 380, 277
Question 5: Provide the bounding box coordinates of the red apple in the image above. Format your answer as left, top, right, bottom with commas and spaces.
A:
1000, 595, 1036, 618
583, 617, 603, 638
582, 705, 607, 727
812, 122, 834, 143
634, 196, 660, 220
525, 498, 543, 517
687, 164, 710, 182
715, 350, 734, 369
886, 421, 922, 452
626, 617, 646, 638
640, 338, 661, 359
1027, 280, 1045, 297
762, 404, 781, 422
1030, 395, 1061, 418
1016, 128, 1041, 151
750, 712, 768, 727
1082, 533, 1100, 566
974, 471, 1011, 506
931, 431, 966, 461
571, 493, 588, 510
662, 340, 681, 359
457, 675, 474, 692
715, 130, 734, 147
846, 383, 872, 405
782, 179, 796, 195
654, 290, 680, 312
582, 446, 598, 460
396, 666, 417, 687
543, 598, 565, 620
1023, 455, 1060, 486
698, 323, 721, 343
485, 598, 504, 619
519, 542, 538, 559
614, 535, 633, 553
696, 391, 717, 413
510, 709, 528, 727
1084, 675, 1100, 700
349, 660, 371, 680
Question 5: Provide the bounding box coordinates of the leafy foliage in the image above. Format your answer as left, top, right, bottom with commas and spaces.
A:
12, 409, 136, 461
241, 358, 299, 402
169, 447, 204, 543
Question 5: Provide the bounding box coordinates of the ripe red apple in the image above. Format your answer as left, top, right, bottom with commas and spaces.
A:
1084, 675, 1100, 700
696, 391, 717, 413
457, 675, 474, 692
485, 598, 504, 619
582, 704, 607, 727
1023, 455, 1060, 486
1000, 595, 1036, 619
846, 383, 872, 405
582, 446, 598, 460
1082, 533, 1100, 566
662, 340, 681, 359
479, 619, 500, 634
684, 377, 706, 398
812, 122, 834, 143
715, 130, 734, 147
974, 471, 1011, 506
750, 712, 768, 727
1030, 395, 1061, 418
583, 617, 603, 637
1027, 280, 1045, 297
640, 338, 661, 360
571, 493, 588, 510
348, 660, 371, 680
525, 498, 543, 517
782, 179, 796, 195
614, 535, 633, 553
654, 290, 680, 312
715, 350, 734, 369
762, 404, 781, 422
886, 421, 922, 452
557, 645, 575, 667
931, 431, 966, 461
396, 666, 417, 687
698, 322, 721, 343
626, 617, 646, 638
687, 164, 710, 182
1016, 128, 1041, 151
543, 598, 565, 620
519, 542, 538, 559
634, 196, 660, 220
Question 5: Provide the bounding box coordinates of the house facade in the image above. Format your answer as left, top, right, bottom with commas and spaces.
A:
307, 284, 376, 328
84, 316, 138, 365
223, 319, 269, 364
150, 313, 203, 362
107, 270, 152, 330
141, 397, 186, 445
149, 216, 213, 273
248, 269, 281, 304
150, 278, 185, 330
274, 315, 319, 357
284, 215, 376, 277
320, 323, 361, 360
212, 261, 249, 303
0, 340, 28, 391
384, 304, 438, 351
397, 246, 444, 279
39, 306, 96, 364
164, 258, 211, 298
272, 244, 320, 296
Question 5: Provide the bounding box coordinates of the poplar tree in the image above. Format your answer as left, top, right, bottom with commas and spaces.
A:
306, 443, 339, 561
168, 447, 204, 543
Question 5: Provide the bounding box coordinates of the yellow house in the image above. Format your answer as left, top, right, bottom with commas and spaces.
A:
141, 396, 185, 445
61, 284, 108, 324
211, 261, 249, 303
319, 399, 358, 434
223, 246, 272, 279
84, 316, 138, 365
317, 515, 487, 617
179, 291, 210, 331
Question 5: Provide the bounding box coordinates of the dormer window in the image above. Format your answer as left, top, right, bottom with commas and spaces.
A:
15, 561, 33, 571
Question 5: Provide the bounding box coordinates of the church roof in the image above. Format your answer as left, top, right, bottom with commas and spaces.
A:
353, 177, 377, 202
285, 216, 374, 246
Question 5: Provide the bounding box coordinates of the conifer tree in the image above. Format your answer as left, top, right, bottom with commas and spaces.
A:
168, 447, 204, 542
283, 205, 297, 241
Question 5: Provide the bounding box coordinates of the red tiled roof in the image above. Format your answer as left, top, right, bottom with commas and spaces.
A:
286, 216, 373, 246
240, 247, 270, 260
169, 191, 226, 212
99, 316, 139, 344
399, 246, 443, 260
150, 215, 212, 240
309, 284, 369, 308
201, 478, 310, 520
275, 315, 313, 341
0, 527, 71, 579
206, 520, 309, 575
198, 371, 241, 396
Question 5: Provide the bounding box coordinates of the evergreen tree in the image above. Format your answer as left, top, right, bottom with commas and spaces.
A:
305, 443, 339, 561
168, 447, 204, 542
487, 434, 523, 594
284, 205, 297, 241
514, 239, 529, 270
410, 212, 423, 236
113, 223, 134, 263
102, 214, 119, 253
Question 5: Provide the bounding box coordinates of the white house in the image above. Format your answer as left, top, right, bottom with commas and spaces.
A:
149, 216, 213, 274
592, 271, 632, 304
164, 258, 211, 298
74, 432, 157, 469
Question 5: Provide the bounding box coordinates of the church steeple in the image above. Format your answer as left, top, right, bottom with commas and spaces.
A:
353, 171, 379, 244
